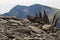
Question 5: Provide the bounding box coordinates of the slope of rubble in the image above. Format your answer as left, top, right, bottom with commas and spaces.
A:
0, 16, 59, 40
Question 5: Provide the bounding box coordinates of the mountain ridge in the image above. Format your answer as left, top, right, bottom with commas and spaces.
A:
1, 4, 60, 27
1, 4, 60, 17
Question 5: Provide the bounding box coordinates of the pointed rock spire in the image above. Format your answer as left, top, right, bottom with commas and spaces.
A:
43, 10, 50, 24
35, 11, 42, 23
52, 14, 58, 27
38, 11, 42, 18
36, 11, 42, 18
52, 14, 56, 24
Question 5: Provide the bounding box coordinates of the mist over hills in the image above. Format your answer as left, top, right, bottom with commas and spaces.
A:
1, 4, 60, 27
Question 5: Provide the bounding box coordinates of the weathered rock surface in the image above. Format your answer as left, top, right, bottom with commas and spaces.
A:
0, 16, 59, 40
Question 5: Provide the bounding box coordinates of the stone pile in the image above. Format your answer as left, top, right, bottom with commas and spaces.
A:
0, 16, 59, 40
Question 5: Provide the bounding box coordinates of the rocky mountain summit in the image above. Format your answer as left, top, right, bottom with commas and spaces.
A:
0, 12, 60, 40
1, 4, 60, 28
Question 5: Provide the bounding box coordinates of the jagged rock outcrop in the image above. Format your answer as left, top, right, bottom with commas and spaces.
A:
0, 16, 59, 40
27, 10, 50, 24
43, 10, 50, 24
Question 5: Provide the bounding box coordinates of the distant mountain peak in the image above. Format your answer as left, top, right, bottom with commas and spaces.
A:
14, 5, 28, 7
30, 4, 42, 6
1, 4, 60, 27
1, 4, 59, 18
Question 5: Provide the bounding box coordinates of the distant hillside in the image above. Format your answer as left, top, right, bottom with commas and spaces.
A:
1, 4, 58, 18
1, 4, 60, 27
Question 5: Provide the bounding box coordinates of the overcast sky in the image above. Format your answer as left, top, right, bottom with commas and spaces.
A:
0, 0, 60, 14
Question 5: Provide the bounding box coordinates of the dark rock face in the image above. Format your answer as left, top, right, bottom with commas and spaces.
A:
0, 16, 59, 40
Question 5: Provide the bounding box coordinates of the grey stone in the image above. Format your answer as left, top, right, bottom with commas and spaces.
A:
0, 16, 59, 40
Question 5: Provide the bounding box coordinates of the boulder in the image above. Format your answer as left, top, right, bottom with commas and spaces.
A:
27, 25, 46, 34
42, 24, 51, 30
